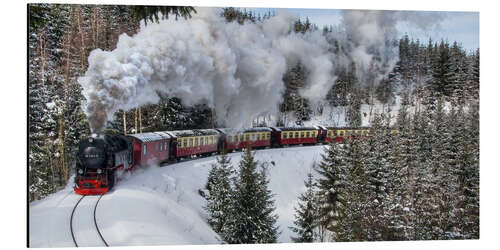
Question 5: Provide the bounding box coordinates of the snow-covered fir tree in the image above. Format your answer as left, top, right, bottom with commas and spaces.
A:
314, 140, 348, 238
289, 173, 319, 243
362, 114, 393, 240
204, 151, 235, 239
334, 138, 369, 242
224, 148, 279, 244
388, 99, 416, 240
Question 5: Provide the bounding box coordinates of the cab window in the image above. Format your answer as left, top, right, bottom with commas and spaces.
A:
143, 144, 147, 155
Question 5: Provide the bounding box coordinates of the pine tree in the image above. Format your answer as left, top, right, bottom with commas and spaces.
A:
289, 173, 318, 242
205, 152, 234, 237
314, 141, 347, 236
410, 98, 442, 240
460, 99, 479, 238
335, 138, 369, 242
388, 102, 415, 240
345, 62, 362, 127
363, 114, 393, 240
224, 148, 279, 244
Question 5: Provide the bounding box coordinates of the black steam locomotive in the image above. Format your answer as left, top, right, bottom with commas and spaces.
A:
74, 134, 132, 195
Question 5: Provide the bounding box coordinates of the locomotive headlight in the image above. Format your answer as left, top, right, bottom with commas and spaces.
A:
78, 169, 83, 174
97, 168, 103, 174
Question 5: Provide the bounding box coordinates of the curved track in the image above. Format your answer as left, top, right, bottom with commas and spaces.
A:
70, 195, 109, 247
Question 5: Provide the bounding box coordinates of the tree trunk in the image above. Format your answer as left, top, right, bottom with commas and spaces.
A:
123, 111, 127, 135
139, 107, 142, 133
135, 108, 138, 133
57, 116, 68, 185
76, 6, 86, 73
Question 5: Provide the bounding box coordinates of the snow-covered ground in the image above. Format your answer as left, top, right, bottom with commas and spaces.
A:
29, 145, 326, 247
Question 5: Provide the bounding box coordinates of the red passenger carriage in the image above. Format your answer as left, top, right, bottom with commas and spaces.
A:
166, 129, 220, 158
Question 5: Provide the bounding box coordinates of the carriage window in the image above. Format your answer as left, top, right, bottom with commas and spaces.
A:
209, 136, 213, 144
143, 144, 147, 155
189, 138, 193, 146
251, 134, 255, 141
306, 131, 310, 137
160, 142, 163, 151
200, 137, 204, 146
165, 142, 168, 150
301, 132, 305, 138
283, 132, 287, 139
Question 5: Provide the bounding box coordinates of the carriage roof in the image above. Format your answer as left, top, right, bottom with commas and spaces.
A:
128, 132, 171, 142
217, 127, 272, 135
165, 129, 220, 138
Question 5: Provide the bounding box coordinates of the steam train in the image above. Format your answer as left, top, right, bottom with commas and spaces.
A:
74, 126, 380, 195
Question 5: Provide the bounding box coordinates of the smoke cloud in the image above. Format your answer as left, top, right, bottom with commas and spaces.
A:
79, 8, 444, 132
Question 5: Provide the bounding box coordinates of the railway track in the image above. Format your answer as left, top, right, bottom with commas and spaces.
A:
70, 195, 109, 247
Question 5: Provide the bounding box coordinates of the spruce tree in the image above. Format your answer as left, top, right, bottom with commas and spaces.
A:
289, 173, 318, 243
224, 148, 279, 244
363, 114, 392, 240
205, 151, 234, 237
388, 102, 416, 240
335, 138, 369, 242
314, 141, 348, 235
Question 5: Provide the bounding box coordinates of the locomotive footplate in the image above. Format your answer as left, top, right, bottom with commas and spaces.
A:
74, 178, 110, 195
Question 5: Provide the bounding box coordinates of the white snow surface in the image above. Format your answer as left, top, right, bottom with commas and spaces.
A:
29, 145, 325, 247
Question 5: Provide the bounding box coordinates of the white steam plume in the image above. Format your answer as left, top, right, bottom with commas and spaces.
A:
79, 8, 445, 132
329, 10, 445, 86
79, 8, 334, 132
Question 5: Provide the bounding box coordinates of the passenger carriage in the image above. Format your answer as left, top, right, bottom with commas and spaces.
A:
218, 127, 272, 151
128, 132, 171, 167
271, 126, 321, 146
166, 129, 220, 158
324, 127, 371, 143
